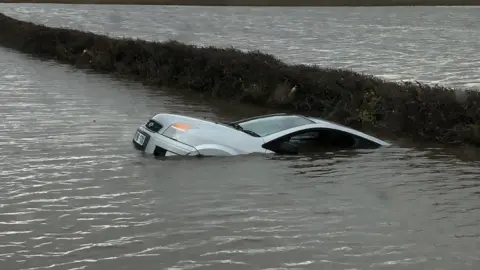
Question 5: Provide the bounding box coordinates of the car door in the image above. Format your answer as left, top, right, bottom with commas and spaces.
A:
261, 125, 325, 154
261, 125, 380, 154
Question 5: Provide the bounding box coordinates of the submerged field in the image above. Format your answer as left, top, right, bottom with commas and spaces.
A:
1, 5, 480, 270
2, 0, 480, 5
0, 11, 479, 147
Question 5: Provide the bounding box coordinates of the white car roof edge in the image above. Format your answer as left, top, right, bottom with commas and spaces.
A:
262, 122, 390, 146
306, 118, 391, 146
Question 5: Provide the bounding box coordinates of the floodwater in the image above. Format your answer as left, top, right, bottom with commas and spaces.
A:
1, 4, 480, 89
0, 4, 480, 270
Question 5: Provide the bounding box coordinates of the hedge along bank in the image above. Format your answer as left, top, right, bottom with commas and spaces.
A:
0, 12, 479, 147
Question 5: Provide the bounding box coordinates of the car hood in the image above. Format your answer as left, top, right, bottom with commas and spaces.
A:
152, 113, 264, 153
152, 113, 236, 134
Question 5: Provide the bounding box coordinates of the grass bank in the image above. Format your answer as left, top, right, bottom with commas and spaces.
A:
2, 0, 480, 6
0, 12, 479, 147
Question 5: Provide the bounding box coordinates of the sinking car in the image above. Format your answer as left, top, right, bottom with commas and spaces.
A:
132, 113, 390, 157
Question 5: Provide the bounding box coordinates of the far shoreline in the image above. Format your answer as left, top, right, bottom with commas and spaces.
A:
1, 0, 480, 6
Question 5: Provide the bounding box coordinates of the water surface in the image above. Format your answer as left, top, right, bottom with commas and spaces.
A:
0, 5, 480, 270
1, 4, 479, 89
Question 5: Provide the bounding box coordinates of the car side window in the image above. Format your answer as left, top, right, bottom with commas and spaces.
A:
290, 131, 320, 142
262, 128, 381, 154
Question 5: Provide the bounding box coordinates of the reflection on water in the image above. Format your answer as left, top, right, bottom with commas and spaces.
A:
0, 5, 480, 270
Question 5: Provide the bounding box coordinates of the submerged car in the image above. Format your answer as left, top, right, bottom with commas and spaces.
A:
132, 113, 390, 157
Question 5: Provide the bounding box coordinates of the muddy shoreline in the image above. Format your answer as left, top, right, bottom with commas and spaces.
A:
0, 12, 479, 147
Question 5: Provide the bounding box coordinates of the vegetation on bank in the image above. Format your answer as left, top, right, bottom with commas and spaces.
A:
0, 12, 479, 147
2, 0, 480, 6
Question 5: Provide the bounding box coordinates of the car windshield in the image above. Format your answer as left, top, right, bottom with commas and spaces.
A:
236, 115, 314, 137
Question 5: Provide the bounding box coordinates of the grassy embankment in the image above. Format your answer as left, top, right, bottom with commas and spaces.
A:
1, 0, 480, 6
0, 12, 479, 147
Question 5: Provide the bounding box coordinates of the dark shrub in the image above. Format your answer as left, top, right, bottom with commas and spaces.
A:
1, 12, 479, 147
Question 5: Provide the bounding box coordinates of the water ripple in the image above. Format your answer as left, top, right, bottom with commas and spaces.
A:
0, 5, 480, 270
1, 4, 478, 89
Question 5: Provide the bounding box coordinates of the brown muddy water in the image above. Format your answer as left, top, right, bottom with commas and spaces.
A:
1, 4, 480, 270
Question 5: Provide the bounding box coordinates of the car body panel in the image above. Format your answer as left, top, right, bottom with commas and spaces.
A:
132, 113, 391, 157
133, 125, 199, 156
156, 114, 266, 155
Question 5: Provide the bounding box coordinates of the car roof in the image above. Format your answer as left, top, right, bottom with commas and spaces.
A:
234, 113, 390, 146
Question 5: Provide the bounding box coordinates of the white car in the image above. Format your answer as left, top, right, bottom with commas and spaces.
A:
132, 113, 391, 157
